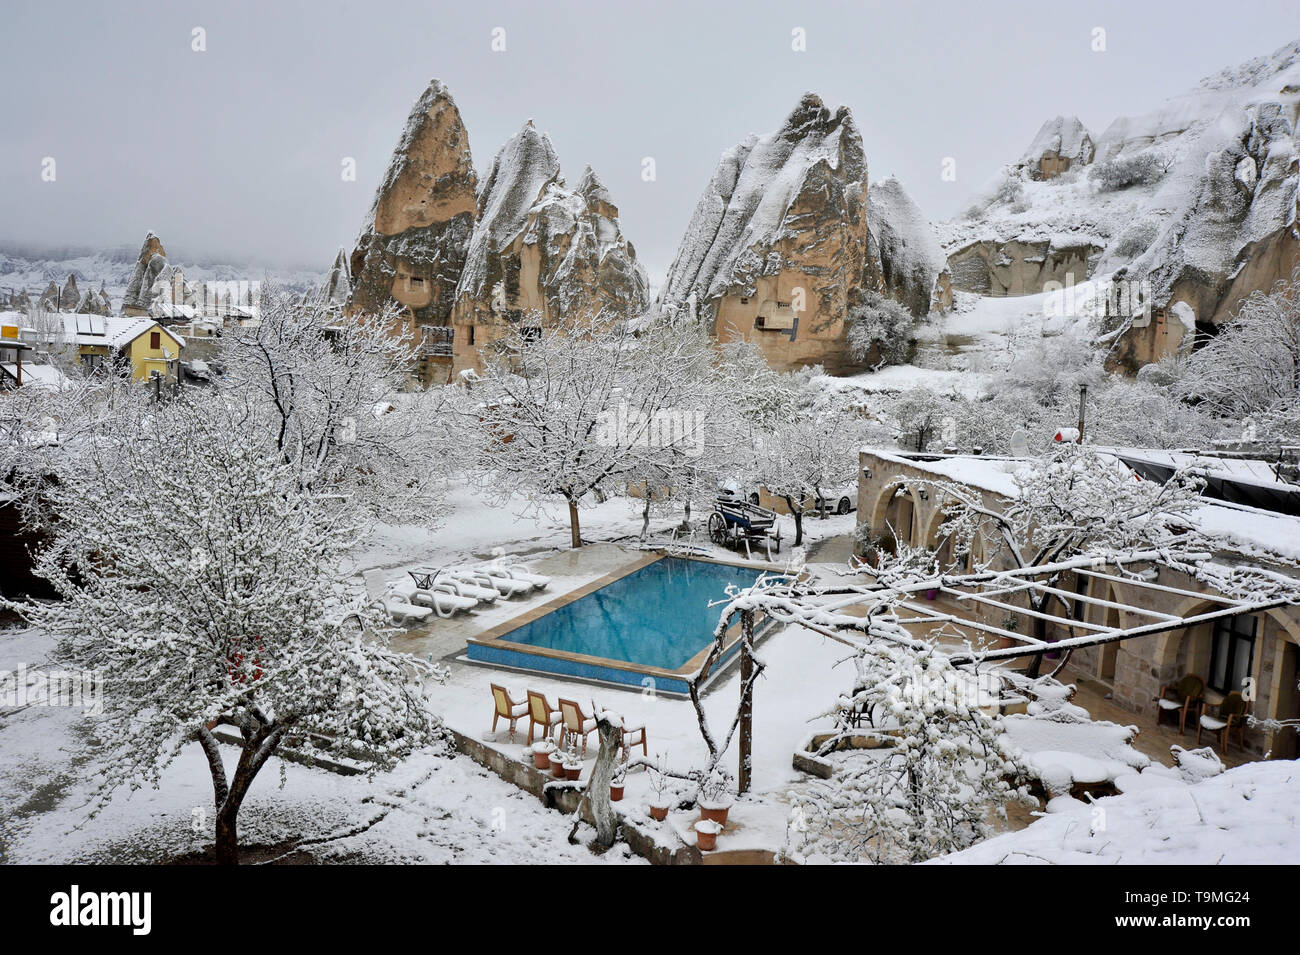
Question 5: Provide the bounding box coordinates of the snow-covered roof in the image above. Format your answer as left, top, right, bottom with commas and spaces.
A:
57, 313, 183, 351
934, 759, 1300, 865
862, 445, 1300, 562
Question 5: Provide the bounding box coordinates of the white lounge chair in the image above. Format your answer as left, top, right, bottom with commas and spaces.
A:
457, 567, 532, 598
437, 572, 501, 603
410, 587, 477, 618
473, 563, 551, 591
375, 595, 433, 625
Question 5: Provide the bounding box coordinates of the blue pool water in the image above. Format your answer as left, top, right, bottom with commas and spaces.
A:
497, 558, 763, 670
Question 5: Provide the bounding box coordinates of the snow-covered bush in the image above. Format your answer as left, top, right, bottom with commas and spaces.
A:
995, 171, 1026, 209
846, 291, 917, 369
792, 643, 1032, 864
1176, 270, 1300, 437
1090, 151, 1167, 191
1112, 220, 1160, 259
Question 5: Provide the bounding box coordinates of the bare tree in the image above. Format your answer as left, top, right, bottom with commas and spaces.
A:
462, 314, 719, 548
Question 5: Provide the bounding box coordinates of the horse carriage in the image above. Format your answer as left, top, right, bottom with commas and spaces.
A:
707, 496, 783, 561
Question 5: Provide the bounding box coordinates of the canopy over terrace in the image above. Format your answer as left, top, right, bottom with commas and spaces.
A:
699, 549, 1299, 792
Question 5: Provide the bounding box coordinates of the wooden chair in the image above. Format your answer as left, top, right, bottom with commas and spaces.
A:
558, 698, 598, 755
1197, 691, 1248, 751
526, 689, 564, 744
600, 708, 648, 762
618, 720, 648, 762
490, 684, 528, 742
1154, 674, 1204, 734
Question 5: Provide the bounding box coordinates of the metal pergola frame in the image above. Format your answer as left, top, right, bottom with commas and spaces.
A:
848, 552, 1292, 666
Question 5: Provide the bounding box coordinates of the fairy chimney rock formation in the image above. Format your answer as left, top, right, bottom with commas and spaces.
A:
122, 232, 169, 316
657, 92, 879, 374
347, 79, 478, 326
348, 84, 649, 381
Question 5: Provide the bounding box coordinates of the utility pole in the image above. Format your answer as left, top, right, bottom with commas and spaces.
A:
1077, 383, 1087, 444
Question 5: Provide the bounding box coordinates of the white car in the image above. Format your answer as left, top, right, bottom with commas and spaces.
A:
815, 484, 857, 515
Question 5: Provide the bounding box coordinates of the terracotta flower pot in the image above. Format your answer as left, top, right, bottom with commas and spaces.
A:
648, 804, 669, 821
699, 803, 731, 826
549, 755, 565, 777
564, 764, 582, 781
695, 820, 721, 851
532, 749, 552, 770
610, 783, 624, 802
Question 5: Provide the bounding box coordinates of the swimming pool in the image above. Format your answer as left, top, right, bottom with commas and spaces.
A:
465, 556, 770, 695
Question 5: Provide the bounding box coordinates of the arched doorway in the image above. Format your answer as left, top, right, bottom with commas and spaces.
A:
869, 483, 922, 553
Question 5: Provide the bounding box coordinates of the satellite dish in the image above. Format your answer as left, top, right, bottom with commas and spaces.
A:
1009, 430, 1030, 457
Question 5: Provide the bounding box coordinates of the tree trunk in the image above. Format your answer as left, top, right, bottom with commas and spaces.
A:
568, 498, 582, 549
589, 717, 622, 849
640, 497, 650, 541
1024, 612, 1048, 679
214, 783, 246, 864
785, 497, 804, 547
738, 611, 754, 794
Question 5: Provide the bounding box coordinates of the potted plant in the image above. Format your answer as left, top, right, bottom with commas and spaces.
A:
694, 818, 722, 852
562, 742, 583, 781
646, 758, 672, 821
697, 769, 734, 826
531, 739, 555, 770
998, 612, 1021, 650
548, 749, 566, 778
610, 766, 626, 802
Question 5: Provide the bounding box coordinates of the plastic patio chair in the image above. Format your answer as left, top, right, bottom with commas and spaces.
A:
526, 689, 564, 745
558, 698, 598, 755
490, 684, 528, 742
1197, 691, 1248, 751
1154, 674, 1204, 734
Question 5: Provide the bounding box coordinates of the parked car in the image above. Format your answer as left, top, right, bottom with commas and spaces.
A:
815, 484, 857, 515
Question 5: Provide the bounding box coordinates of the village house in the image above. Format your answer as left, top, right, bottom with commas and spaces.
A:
56, 314, 185, 381
856, 446, 1300, 760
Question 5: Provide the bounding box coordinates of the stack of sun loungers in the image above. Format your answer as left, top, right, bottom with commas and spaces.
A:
373, 561, 553, 624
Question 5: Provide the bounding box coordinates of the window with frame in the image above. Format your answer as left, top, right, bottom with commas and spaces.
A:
1209, 614, 1257, 694
150, 331, 161, 349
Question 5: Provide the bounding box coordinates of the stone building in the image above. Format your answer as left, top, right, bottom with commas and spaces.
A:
856, 447, 1300, 760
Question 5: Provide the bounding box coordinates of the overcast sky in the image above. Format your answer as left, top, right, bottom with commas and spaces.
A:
4, 0, 1300, 283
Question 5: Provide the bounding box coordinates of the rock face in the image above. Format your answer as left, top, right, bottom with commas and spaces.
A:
1104, 43, 1300, 370
322, 247, 351, 307
122, 232, 169, 315
868, 176, 952, 315
947, 238, 1103, 297
77, 284, 112, 315
1017, 116, 1095, 180
945, 38, 1300, 372
450, 124, 649, 363
347, 80, 478, 331
657, 93, 881, 374
61, 274, 79, 311
346, 82, 648, 382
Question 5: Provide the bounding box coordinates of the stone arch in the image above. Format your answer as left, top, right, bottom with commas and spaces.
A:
868, 481, 924, 552
922, 500, 970, 571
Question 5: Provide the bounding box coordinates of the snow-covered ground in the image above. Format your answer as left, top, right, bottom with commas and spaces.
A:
7, 478, 1289, 866
936, 759, 1300, 865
